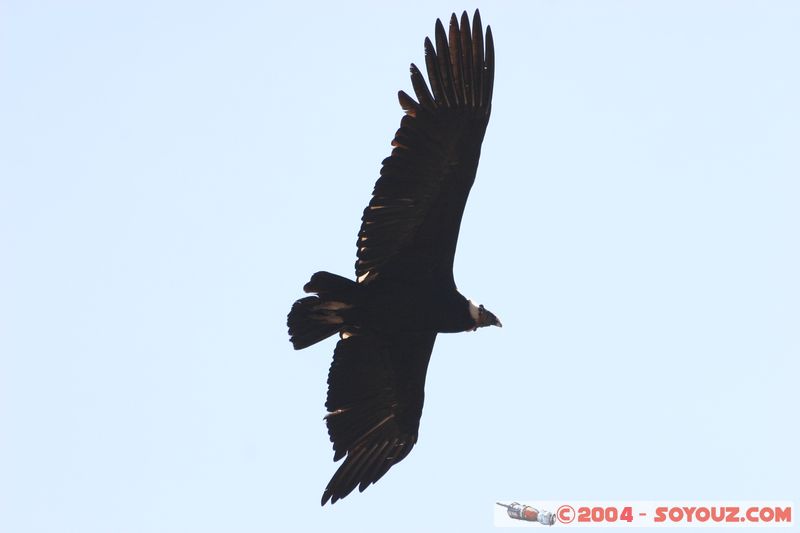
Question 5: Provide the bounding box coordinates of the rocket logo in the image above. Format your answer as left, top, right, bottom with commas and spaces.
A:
497, 502, 556, 525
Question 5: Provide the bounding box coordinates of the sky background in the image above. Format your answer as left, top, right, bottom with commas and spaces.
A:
1, 1, 798, 532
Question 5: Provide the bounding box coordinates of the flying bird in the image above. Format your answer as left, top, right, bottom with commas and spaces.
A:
287, 10, 499, 505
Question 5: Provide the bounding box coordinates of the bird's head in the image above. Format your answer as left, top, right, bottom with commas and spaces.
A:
467, 299, 502, 331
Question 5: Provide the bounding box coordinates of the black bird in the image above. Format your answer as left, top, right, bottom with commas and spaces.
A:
287, 10, 500, 505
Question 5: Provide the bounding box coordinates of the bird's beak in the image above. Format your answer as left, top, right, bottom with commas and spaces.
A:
481, 310, 502, 328
492, 314, 503, 328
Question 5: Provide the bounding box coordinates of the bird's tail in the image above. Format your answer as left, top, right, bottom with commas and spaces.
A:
287, 271, 358, 350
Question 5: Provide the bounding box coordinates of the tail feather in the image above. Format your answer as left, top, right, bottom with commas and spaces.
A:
303, 271, 355, 295
288, 272, 358, 350
288, 296, 342, 350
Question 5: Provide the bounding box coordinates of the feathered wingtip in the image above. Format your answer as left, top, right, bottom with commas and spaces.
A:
320, 433, 415, 506
398, 9, 494, 115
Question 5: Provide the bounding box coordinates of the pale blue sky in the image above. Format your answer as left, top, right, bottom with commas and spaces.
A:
1, 2, 798, 532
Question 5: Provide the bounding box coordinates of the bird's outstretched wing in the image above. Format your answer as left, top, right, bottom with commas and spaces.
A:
355, 10, 494, 288
321, 331, 437, 505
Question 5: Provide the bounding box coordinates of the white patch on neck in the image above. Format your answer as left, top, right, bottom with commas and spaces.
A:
468, 299, 481, 322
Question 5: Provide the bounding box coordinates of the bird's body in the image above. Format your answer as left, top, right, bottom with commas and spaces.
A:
287, 10, 500, 505
357, 278, 475, 334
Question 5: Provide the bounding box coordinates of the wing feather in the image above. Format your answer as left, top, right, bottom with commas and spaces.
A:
484, 26, 495, 108
424, 37, 446, 105
355, 10, 494, 286
434, 18, 456, 107
409, 63, 436, 110
472, 10, 485, 105
448, 14, 464, 107
321, 332, 436, 505
459, 11, 474, 106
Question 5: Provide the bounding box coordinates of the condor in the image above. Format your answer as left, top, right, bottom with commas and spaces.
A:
287, 10, 500, 505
